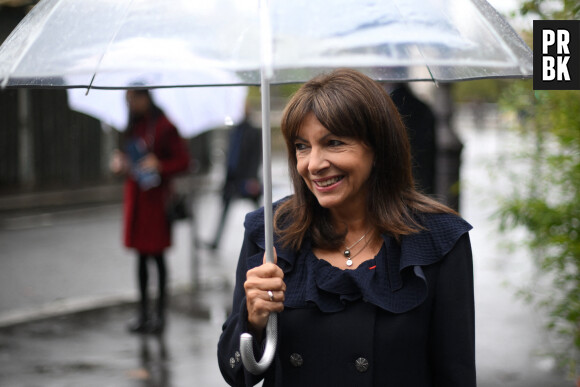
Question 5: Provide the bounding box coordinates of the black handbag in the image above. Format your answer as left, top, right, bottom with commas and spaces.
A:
166, 193, 191, 223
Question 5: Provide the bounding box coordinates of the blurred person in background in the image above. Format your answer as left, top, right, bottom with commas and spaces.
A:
110, 89, 190, 334
209, 102, 262, 250
387, 83, 437, 195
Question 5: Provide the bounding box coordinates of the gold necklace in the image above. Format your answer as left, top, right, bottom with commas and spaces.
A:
343, 229, 372, 267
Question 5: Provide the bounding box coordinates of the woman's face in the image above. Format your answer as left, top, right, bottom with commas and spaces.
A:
295, 113, 374, 213
126, 90, 150, 116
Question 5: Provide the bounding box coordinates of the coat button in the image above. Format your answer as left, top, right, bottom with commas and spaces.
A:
289, 353, 303, 367
235, 351, 241, 362
355, 357, 369, 373
229, 357, 236, 368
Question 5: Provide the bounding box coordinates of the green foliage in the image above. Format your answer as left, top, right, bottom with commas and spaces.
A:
498, 1, 580, 372
518, 0, 580, 20
499, 76, 580, 372
452, 79, 511, 103
271, 83, 302, 98
248, 83, 302, 100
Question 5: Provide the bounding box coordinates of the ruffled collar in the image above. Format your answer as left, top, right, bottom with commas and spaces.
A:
244, 198, 472, 314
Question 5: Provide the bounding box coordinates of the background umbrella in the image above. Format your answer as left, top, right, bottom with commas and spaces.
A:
67, 78, 249, 138
0, 0, 533, 375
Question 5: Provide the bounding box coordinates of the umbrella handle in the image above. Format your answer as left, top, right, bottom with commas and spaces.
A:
240, 312, 278, 375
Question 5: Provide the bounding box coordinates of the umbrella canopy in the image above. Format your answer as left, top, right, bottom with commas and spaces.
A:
0, 0, 532, 89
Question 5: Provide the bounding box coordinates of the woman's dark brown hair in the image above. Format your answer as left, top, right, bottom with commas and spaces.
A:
125, 89, 163, 137
274, 68, 455, 250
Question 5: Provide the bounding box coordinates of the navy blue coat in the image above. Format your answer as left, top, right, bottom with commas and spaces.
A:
218, 201, 475, 386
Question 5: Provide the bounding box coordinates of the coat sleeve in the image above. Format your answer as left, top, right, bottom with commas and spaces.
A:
157, 125, 190, 177
217, 230, 268, 387
429, 233, 477, 386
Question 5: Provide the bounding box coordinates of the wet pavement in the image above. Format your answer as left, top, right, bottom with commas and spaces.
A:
0, 293, 230, 387
0, 105, 575, 386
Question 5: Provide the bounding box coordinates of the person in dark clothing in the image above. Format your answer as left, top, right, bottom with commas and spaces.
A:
110, 89, 190, 334
389, 83, 437, 195
217, 69, 475, 386
209, 107, 262, 249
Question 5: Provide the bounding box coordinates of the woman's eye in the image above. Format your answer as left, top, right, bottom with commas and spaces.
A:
328, 139, 344, 147
295, 143, 307, 151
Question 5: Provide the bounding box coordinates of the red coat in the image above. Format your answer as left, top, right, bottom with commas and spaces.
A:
122, 113, 190, 254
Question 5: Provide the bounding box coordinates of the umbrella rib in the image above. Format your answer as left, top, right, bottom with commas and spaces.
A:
393, 0, 438, 85
1, 0, 66, 88
410, 38, 438, 85
426, 65, 437, 86
86, 0, 135, 93
470, 0, 523, 66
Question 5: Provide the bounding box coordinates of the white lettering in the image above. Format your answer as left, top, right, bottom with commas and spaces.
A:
543, 56, 555, 81
543, 30, 555, 54
557, 30, 570, 55
557, 56, 570, 80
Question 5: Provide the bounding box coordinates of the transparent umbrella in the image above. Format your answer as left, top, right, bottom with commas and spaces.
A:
0, 0, 533, 375
0, 0, 532, 87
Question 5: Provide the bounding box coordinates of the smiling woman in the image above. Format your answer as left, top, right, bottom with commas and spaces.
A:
275, 69, 455, 253
218, 69, 476, 387
294, 113, 374, 219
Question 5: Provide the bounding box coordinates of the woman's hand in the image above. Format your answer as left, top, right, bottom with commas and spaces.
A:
109, 149, 128, 175
244, 248, 285, 340
140, 153, 161, 172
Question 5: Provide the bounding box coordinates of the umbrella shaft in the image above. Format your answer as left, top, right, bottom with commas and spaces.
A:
261, 73, 274, 265
260, 0, 274, 265
259, 0, 273, 79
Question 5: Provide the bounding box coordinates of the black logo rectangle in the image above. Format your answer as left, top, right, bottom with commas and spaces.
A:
534, 20, 580, 90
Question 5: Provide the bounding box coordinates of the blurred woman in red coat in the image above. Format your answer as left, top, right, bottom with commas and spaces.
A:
110, 89, 190, 334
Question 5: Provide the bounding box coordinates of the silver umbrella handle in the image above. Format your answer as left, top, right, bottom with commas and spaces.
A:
239, 65, 278, 374
240, 0, 277, 375
240, 313, 278, 375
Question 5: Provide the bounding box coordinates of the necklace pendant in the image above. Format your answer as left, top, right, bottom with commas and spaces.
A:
346, 259, 353, 267
344, 249, 350, 258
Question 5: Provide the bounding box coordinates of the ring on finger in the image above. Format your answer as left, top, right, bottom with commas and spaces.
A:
267, 290, 274, 301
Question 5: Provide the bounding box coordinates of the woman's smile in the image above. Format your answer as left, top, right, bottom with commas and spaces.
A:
313, 175, 344, 189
